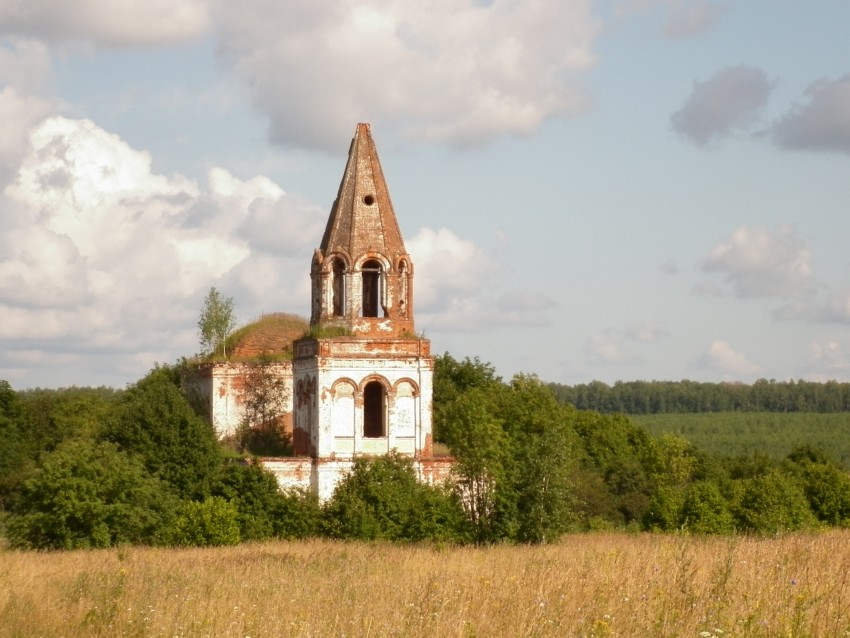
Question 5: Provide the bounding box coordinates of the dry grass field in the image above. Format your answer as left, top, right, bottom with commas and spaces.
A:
2, 532, 850, 638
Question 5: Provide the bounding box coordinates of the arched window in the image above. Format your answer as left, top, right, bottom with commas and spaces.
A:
332, 259, 346, 317
363, 381, 385, 437
361, 259, 383, 318
398, 260, 408, 318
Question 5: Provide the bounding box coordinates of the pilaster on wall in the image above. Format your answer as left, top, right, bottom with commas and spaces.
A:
292, 336, 434, 463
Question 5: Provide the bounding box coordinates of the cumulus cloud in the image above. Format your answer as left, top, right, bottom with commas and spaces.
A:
0, 37, 52, 94
406, 227, 496, 313
697, 340, 760, 377
405, 227, 497, 331
818, 290, 850, 324
703, 225, 814, 299
405, 227, 555, 331
776, 290, 850, 326
582, 330, 642, 365
0, 0, 210, 46
624, 321, 669, 343
0, 115, 325, 386
671, 65, 773, 146
0, 116, 524, 384
771, 74, 850, 154
0, 86, 53, 184
0, 38, 56, 183
806, 340, 850, 381
213, 0, 600, 149
582, 320, 669, 365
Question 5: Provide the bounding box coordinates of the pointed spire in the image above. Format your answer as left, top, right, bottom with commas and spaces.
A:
310, 124, 415, 336
319, 123, 407, 261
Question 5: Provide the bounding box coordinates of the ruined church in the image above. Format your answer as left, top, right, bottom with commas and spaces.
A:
188, 123, 449, 499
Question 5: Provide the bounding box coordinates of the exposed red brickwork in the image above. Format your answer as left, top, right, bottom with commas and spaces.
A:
292, 426, 314, 457
418, 457, 455, 485
310, 124, 416, 339
422, 432, 434, 459
294, 336, 432, 361
231, 313, 308, 358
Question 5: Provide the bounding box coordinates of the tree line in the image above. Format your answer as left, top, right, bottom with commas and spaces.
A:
3, 356, 850, 550
549, 378, 850, 414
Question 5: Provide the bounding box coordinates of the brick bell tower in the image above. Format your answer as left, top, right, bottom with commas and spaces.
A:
292, 123, 434, 499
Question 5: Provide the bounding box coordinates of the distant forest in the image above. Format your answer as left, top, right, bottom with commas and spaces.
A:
548, 379, 850, 414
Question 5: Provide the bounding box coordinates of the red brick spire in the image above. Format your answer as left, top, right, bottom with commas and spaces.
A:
310, 124, 415, 335
319, 123, 407, 261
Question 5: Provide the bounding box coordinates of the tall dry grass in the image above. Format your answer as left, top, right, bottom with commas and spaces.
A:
2, 532, 850, 637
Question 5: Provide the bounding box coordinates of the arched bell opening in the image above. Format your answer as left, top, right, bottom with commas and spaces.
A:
361, 259, 383, 318
332, 258, 346, 317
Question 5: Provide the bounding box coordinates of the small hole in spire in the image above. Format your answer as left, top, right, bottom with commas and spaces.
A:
363, 195, 375, 205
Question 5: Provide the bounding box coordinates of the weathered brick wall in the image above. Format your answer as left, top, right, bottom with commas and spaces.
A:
260, 456, 455, 502
293, 337, 434, 460
184, 361, 294, 439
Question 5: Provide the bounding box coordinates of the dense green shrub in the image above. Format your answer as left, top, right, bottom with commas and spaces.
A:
322, 453, 466, 542
213, 462, 287, 540
679, 481, 735, 535
6, 440, 176, 550
165, 497, 241, 547
211, 462, 323, 540
17, 386, 120, 452
102, 366, 223, 499
571, 410, 654, 526
273, 489, 323, 540
784, 448, 850, 527
643, 486, 686, 532
733, 470, 818, 534
797, 463, 850, 527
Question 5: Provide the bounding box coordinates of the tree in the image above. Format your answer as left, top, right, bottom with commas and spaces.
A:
211, 461, 321, 540
498, 375, 582, 542
433, 353, 502, 443
439, 387, 509, 542
0, 380, 33, 510
571, 410, 654, 526
236, 355, 291, 456
785, 447, 850, 527
198, 287, 236, 357
6, 440, 176, 550
101, 366, 223, 499
18, 386, 120, 452
440, 373, 584, 543
733, 470, 817, 534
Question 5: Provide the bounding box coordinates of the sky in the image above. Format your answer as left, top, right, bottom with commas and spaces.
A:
1, 0, 850, 390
